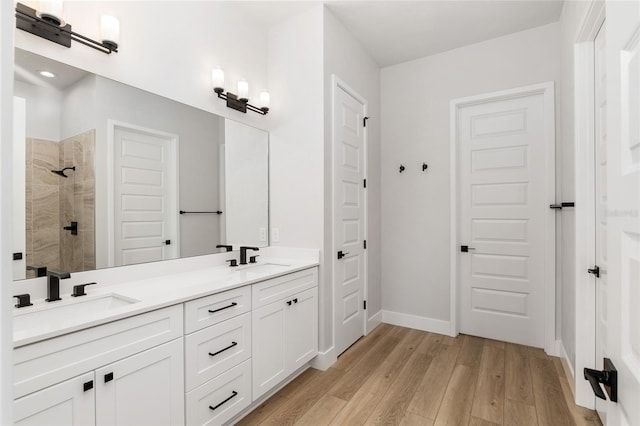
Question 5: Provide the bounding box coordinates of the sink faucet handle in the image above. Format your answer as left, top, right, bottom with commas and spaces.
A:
14, 294, 33, 308
249, 255, 260, 264
226, 259, 238, 267
72, 282, 97, 297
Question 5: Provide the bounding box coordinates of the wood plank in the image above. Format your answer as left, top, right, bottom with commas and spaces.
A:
261, 367, 344, 426
329, 360, 402, 426
529, 357, 573, 426
367, 351, 433, 424
294, 395, 346, 425
480, 342, 505, 371
406, 342, 461, 420
433, 364, 478, 426
332, 323, 392, 372
236, 394, 289, 426
328, 332, 398, 401
416, 332, 444, 356
484, 338, 506, 350
457, 335, 485, 368
276, 368, 321, 400
383, 328, 426, 366
504, 399, 538, 426
505, 343, 535, 405
471, 368, 505, 424
400, 413, 435, 426
469, 417, 502, 426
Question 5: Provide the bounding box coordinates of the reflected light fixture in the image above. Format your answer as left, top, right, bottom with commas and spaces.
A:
39, 70, 56, 78
212, 68, 269, 115
15, 2, 119, 54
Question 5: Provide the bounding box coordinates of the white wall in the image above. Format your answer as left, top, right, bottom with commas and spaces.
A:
0, 0, 14, 419
381, 23, 561, 328
323, 7, 382, 333
13, 80, 62, 141
267, 5, 326, 346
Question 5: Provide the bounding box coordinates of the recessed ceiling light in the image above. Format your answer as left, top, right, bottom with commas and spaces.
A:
39, 71, 55, 78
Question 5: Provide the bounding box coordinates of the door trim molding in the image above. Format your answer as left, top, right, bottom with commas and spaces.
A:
106, 120, 180, 267
449, 82, 557, 354
573, 0, 605, 410
331, 74, 368, 355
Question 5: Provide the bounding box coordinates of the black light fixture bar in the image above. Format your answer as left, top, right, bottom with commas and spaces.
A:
15, 3, 117, 54
214, 88, 268, 115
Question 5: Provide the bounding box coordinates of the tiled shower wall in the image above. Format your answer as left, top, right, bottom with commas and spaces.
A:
25, 130, 95, 277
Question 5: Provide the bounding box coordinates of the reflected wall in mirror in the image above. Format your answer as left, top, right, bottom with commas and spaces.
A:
13, 48, 269, 280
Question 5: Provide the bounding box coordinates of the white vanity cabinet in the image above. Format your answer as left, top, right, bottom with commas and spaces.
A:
13, 305, 184, 426
14, 372, 96, 425
252, 268, 318, 400
184, 286, 252, 426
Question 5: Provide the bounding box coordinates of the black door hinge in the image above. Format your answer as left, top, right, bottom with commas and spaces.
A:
363, 179, 367, 188
363, 116, 369, 127
363, 300, 367, 310
363, 240, 367, 249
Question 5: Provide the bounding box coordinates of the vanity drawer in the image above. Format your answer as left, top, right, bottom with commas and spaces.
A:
185, 312, 251, 391
185, 358, 251, 426
184, 286, 251, 334
14, 304, 183, 399
252, 267, 318, 308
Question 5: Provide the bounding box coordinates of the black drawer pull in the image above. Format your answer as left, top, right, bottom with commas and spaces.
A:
209, 341, 238, 358
104, 372, 113, 383
208, 302, 237, 314
83, 380, 93, 392
209, 390, 238, 412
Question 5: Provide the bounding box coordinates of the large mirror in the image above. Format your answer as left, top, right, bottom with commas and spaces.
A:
13, 48, 269, 280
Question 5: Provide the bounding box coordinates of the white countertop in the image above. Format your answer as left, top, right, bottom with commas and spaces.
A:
13, 256, 318, 348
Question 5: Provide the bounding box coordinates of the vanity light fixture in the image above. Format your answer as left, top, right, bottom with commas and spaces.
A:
212, 68, 269, 115
15, 2, 120, 54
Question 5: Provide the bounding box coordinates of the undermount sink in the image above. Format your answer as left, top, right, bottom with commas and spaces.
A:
14, 293, 140, 334
236, 263, 291, 274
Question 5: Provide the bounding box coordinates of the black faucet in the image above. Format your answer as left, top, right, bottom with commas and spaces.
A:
216, 244, 233, 252
46, 270, 70, 302
239, 246, 259, 265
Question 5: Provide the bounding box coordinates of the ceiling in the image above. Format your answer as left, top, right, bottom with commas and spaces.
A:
240, 1, 564, 67
14, 48, 88, 90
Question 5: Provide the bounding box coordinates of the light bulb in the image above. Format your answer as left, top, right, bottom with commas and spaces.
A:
259, 91, 270, 111
211, 68, 225, 93
101, 15, 120, 50
38, 0, 64, 26
237, 80, 249, 102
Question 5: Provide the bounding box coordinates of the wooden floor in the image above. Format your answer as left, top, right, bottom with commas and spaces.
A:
237, 324, 602, 426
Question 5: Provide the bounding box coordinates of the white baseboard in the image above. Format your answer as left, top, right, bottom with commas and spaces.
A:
382, 310, 453, 336
310, 346, 336, 371
559, 340, 575, 379
366, 310, 382, 334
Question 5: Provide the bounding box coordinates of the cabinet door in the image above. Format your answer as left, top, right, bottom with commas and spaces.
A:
96, 339, 184, 426
252, 300, 287, 400
14, 372, 95, 426
286, 287, 318, 372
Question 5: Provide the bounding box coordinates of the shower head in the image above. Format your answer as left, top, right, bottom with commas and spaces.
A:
51, 166, 76, 178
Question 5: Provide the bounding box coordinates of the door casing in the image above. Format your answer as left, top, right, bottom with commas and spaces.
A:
450, 82, 557, 355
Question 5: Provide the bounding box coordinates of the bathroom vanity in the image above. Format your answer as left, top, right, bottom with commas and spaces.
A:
12, 253, 319, 425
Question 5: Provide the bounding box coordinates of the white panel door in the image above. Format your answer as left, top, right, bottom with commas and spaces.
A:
14, 372, 95, 426
458, 86, 554, 348
95, 339, 184, 426
13, 97, 26, 280
113, 125, 178, 266
602, 2, 640, 424
333, 80, 367, 356
593, 21, 608, 422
